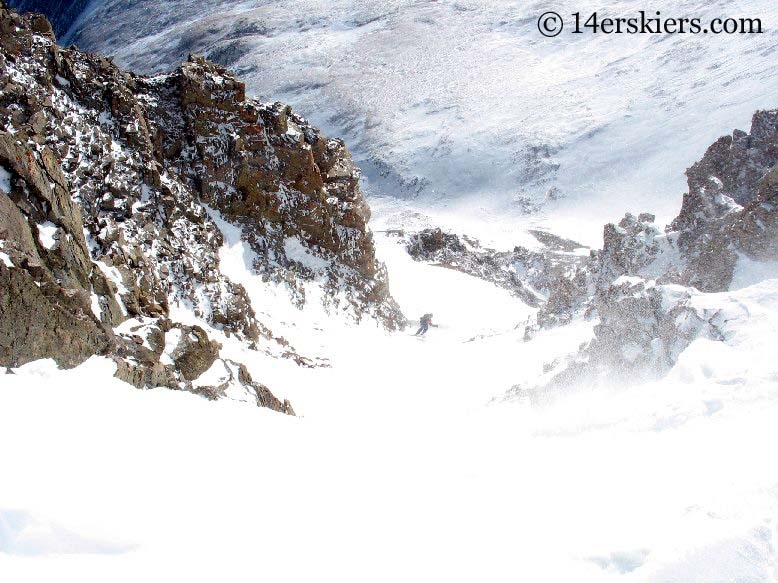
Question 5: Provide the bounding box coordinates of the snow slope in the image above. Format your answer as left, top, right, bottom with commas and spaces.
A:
2, 232, 778, 582
66, 0, 778, 246
3, 2, 778, 580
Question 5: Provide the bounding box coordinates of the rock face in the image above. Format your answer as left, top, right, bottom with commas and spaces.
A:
532, 110, 778, 327
509, 276, 732, 401
139, 55, 399, 321
669, 109, 778, 291
0, 6, 399, 412
734, 165, 778, 260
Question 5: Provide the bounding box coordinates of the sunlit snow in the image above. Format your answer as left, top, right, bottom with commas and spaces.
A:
2, 231, 778, 582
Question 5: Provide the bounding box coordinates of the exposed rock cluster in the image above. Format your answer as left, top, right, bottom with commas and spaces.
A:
405, 228, 588, 308
0, 5, 400, 411
523, 110, 778, 389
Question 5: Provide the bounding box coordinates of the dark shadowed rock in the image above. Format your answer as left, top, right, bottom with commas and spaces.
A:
671, 110, 778, 291
732, 165, 778, 260
7, 0, 88, 38
171, 325, 221, 381
0, 262, 113, 368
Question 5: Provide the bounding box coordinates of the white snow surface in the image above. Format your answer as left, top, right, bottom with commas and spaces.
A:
283, 235, 331, 274
2, 230, 778, 582
160, 327, 182, 366
36, 222, 57, 250
3, 2, 778, 580
0, 165, 11, 193
71, 0, 778, 247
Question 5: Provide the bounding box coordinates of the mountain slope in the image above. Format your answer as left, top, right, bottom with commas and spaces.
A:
2, 3, 778, 582
46, 0, 778, 245
3, 230, 778, 583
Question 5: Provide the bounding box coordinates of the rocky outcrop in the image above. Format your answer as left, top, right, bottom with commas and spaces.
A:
0, 6, 400, 412
511, 111, 778, 395
528, 111, 778, 334
138, 55, 400, 323
185, 358, 295, 415
512, 278, 726, 397
108, 318, 291, 414
676, 110, 778, 224
529, 213, 671, 331
0, 259, 114, 368
7, 0, 88, 38
405, 228, 588, 308
669, 110, 778, 291
583, 280, 715, 377
733, 164, 778, 260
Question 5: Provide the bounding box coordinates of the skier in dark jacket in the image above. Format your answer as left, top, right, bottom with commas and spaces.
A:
414, 313, 437, 336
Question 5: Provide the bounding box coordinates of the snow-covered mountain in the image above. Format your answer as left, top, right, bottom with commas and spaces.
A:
3, 3, 778, 582
56, 0, 778, 245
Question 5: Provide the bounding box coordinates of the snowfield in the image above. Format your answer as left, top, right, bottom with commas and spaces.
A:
2, 232, 778, 582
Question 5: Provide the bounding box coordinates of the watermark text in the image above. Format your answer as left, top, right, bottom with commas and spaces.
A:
538, 11, 764, 38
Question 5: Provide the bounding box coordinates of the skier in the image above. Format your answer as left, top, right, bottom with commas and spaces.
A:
414, 313, 437, 336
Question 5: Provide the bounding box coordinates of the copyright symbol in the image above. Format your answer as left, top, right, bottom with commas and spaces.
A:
538, 11, 563, 37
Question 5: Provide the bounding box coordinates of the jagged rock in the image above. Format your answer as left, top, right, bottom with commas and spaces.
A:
406, 228, 587, 308
189, 359, 295, 415
536, 266, 592, 329
89, 267, 125, 326
2, 5, 400, 341
529, 212, 673, 333
0, 129, 113, 368
513, 113, 778, 395
113, 356, 177, 391
0, 6, 394, 412
679, 110, 778, 217
532, 112, 778, 339
407, 228, 467, 257
0, 262, 113, 368
670, 110, 778, 291
529, 277, 724, 392
597, 214, 662, 285
590, 279, 711, 373
7, 0, 88, 38
732, 165, 778, 260
527, 229, 585, 252
235, 361, 295, 415
140, 54, 401, 326
108, 321, 293, 415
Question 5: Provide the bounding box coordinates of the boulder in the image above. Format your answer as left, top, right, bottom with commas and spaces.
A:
170, 325, 221, 381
